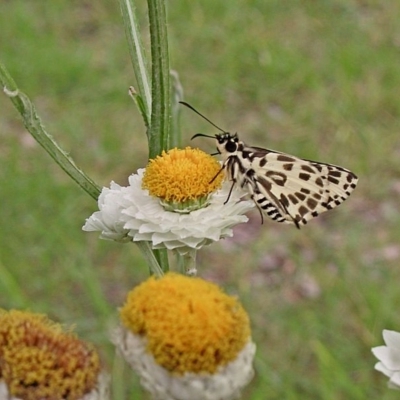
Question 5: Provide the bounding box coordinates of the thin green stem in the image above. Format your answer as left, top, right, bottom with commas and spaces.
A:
119, 0, 152, 125
0, 62, 101, 200
153, 249, 169, 273
135, 242, 164, 277
128, 86, 150, 128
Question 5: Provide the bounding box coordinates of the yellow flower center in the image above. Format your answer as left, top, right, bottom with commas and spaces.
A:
142, 147, 224, 212
0, 309, 100, 400
120, 273, 251, 375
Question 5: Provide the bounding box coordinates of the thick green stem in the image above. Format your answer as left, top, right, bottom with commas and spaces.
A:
121, 0, 174, 273
147, 0, 171, 158
145, 0, 171, 271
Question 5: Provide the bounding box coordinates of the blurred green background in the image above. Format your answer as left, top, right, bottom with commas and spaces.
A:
1, 0, 400, 398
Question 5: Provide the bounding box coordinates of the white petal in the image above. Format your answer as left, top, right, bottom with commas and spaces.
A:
372, 346, 400, 370
0, 375, 110, 400
0, 381, 23, 400
81, 371, 111, 400
374, 361, 394, 378
388, 371, 400, 389
383, 330, 400, 349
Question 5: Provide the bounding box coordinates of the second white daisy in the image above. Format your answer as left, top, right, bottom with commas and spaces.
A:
112, 273, 256, 400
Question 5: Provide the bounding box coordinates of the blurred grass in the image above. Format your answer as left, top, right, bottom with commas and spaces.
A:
1, 0, 400, 398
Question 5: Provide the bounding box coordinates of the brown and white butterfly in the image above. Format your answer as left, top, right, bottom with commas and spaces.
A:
181, 102, 358, 228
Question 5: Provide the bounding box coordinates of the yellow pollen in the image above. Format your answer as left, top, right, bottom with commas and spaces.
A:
120, 273, 251, 375
0, 309, 100, 400
142, 147, 224, 203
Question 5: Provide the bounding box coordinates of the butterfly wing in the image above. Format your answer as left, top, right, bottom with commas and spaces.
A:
243, 147, 358, 227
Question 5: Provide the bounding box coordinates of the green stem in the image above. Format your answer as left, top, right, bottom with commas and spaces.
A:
153, 248, 169, 273
176, 249, 198, 276
145, 0, 171, 271
0, 62, 101, 200
119, 0, 152, 126
135, 242, 164, 277
147, 0, 171, 158
120, 0, 173, 273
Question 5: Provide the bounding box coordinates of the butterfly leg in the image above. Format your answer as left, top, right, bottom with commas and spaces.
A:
245, 182, 264, 224
224, 180, 237, 205
220, 157, 242, 204
261, 184, 300, 229
251, 178, 301, 228
209, 165, 226, 184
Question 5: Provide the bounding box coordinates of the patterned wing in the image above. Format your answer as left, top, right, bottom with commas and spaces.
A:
244, 148, 358, 228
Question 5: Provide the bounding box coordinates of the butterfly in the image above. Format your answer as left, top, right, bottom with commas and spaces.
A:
180, 102, 358, 228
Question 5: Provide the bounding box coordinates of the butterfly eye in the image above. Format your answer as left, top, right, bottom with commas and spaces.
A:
225, 140, 237, 153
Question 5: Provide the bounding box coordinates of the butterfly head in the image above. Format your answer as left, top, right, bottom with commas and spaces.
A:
215, 132, 239, 155
191, 132, 240, 157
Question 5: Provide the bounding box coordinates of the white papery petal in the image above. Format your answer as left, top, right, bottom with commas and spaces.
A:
83, 169, 254, 253
389, 372, 400, 389
83, 182, 132, 242
0, 373, 110, 400
112, 326, 255, 400
81, 371, 110, 400
374, 361, 394, 378
372, 346, 400, 370
0, 381, 22, 400
383, 330, 400, 350
372, 329, 400, 390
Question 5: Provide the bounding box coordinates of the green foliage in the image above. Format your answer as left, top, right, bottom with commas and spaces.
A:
1, 0, 400, 398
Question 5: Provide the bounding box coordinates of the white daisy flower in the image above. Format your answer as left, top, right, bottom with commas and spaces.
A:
112, 273, 256, 400
372, 329, 400, 390
83, 148, 254, 254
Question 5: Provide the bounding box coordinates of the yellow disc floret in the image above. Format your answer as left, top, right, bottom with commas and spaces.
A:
0, 309, 100, 400
120, 273, 251, 375
142, 147, 224, 212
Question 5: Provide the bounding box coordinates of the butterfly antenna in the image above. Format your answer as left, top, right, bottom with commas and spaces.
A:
179, 101, 226, 132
